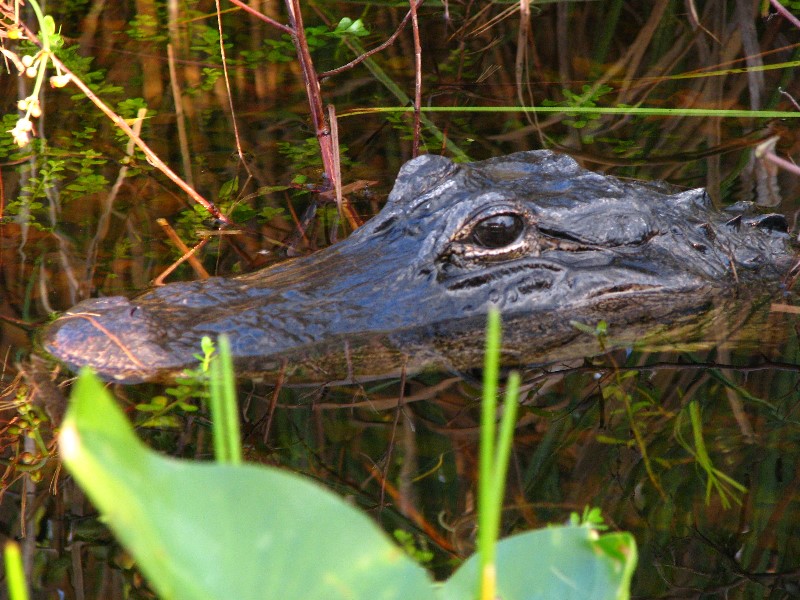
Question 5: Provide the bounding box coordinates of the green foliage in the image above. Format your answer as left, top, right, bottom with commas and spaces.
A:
187, 25, 230, 90
276, 137, 324, 169
0, 114, 29, 160
208, 336, 242, 464
393, 530, 434, 566
333, 17, 369, 38
126, 13, 167, 43
60, 368, 436, 600
276, 137, 351, 188
542, 84, 614, 130
674, 401, 747, 509
1, 139, 111, 229
56, 45, 123, 98
246, 18, 370, 66
570, 506, 609, 530
151, 337, 217, 428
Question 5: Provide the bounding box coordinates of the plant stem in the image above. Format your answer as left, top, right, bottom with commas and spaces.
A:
409, 0, 422, 156
478, 309, 501, 599
227, 0, 294, 35
770, 0, 800, 29
478, 309, 521, 600
491, 372, 520, 516
285, 0, 337, 190
4, 542, 29, 600
209, 335, 242, 465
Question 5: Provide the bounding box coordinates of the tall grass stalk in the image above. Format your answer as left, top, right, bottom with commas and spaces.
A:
208, 335, 242, 465
478, 309, 521, 600
4, 542, 29, 600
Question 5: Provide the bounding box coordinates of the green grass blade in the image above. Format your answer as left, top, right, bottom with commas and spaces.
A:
491, 371, 520, 512
478, 308, 502, 598
341, 106, 800, 119
4, 542, 29, 600
209, 335, 242, 465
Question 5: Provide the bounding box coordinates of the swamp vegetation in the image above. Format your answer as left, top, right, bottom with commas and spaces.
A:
0, 0, 800, 598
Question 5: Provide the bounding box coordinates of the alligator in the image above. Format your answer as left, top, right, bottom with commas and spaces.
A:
39, 150, 794, 384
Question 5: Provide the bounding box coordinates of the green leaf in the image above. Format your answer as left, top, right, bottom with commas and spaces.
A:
440, 527, 637, 600
43, 15, 56, 37
59, 369, 436, 600
334, 18, 369, 37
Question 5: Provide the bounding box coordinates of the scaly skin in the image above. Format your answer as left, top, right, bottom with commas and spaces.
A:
39, 151, 795, 383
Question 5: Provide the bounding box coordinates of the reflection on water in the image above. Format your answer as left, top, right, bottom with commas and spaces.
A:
0, 0, 799, 597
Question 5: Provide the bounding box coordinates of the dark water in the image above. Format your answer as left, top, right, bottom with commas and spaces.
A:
1, 1, 800, 597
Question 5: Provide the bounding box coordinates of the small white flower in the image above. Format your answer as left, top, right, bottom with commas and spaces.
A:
9, 124, 30, 147
49, 73, 71, 88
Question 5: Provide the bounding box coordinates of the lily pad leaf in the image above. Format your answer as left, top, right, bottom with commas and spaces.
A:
439, 526, 637, 600
59, 368, 436, 600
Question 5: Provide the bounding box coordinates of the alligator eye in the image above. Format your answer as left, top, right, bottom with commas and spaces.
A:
469, 214, 525, 249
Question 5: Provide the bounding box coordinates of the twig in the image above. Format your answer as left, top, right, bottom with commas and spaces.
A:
215, 0, 254, 180
770, 0, 800, 29
226, 0, 294, 35
762, 151, 800, 176
153, 237, 210, 286
156, 218, 210, 279
60, 56, 230, 222
318, 8, 415, 80
409, 0, 423, 156
326, 104, 346, 231
755, 135, 800, 177
85, 107, 147, 286
167, 44, 194, 188
285, 0, 337, 189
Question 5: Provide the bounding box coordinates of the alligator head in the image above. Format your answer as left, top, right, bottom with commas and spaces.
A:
40, 150, 795, 383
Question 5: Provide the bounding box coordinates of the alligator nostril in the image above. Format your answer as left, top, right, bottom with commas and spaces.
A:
374, 216, 398, 233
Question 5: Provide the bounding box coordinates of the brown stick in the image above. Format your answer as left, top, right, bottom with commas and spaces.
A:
770, 0, 800, 29
227, 0, 294, 35
153, 237, 210, 286
285, 0, 337, 190
364, 462, 458, 555
318, 8, 415, 80
156, 218, 210, 279
409, 0, 423, 156
215, 0, 255, 180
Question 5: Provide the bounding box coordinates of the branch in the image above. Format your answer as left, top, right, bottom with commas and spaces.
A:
227, 0, 295, 35
318, 6, 416, 80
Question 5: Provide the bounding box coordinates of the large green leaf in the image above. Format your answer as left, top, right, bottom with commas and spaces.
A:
440, 526, 637, 600
59, 369, 436, 600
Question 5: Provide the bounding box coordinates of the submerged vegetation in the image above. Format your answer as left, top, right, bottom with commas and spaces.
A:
0, 0, 798, 597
